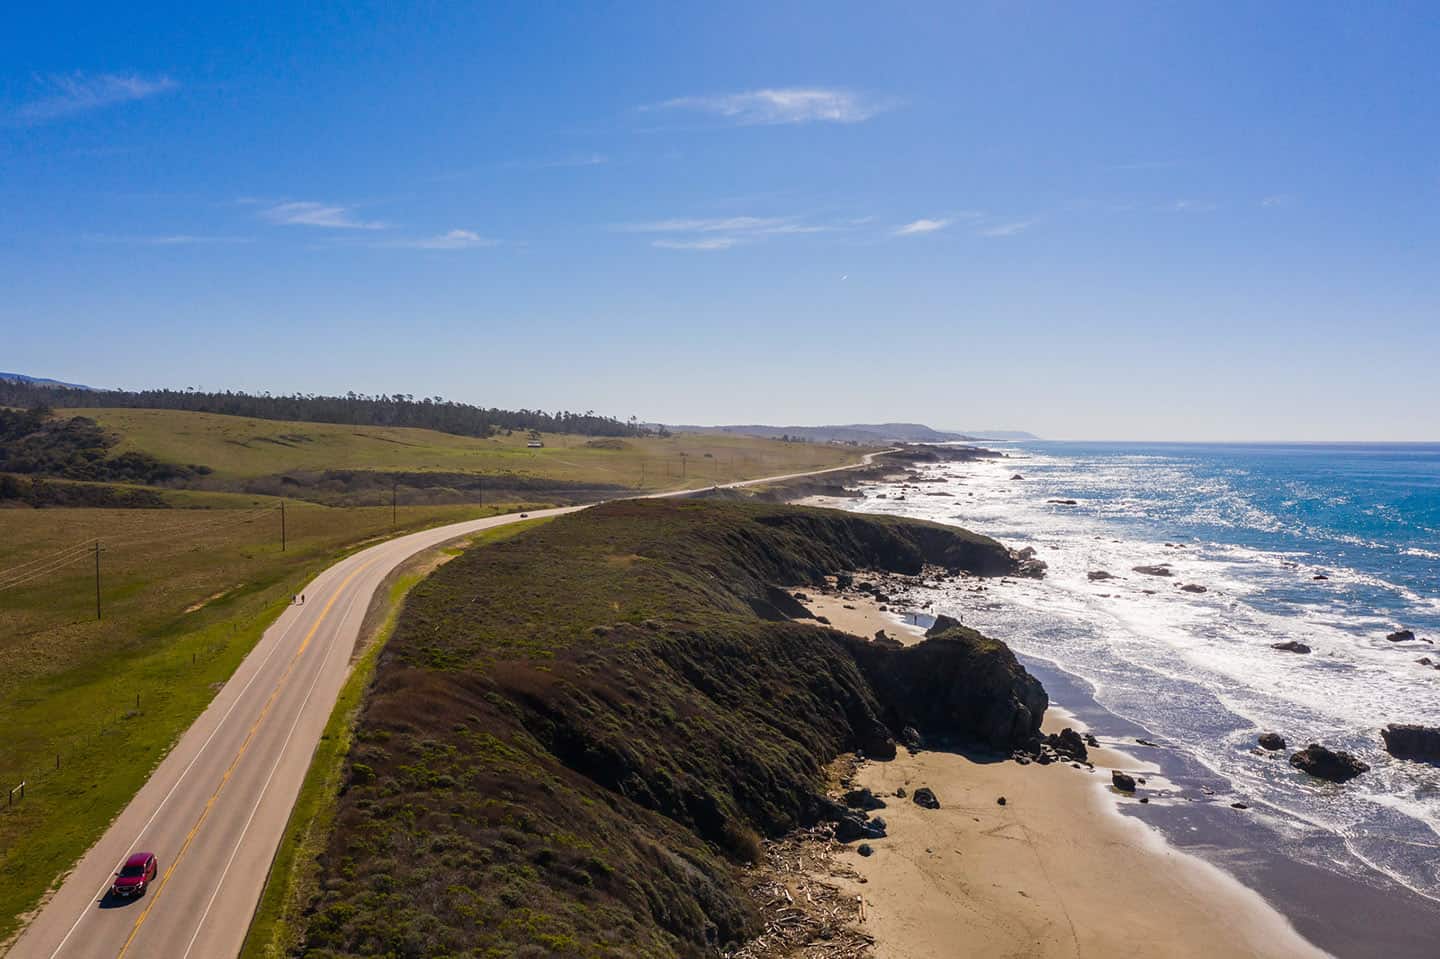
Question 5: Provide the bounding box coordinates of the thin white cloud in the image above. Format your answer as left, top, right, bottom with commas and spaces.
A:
84, 233, 253, 246
978, 219, 1036, 237
616, 216, 791, 234
539, 152, 608, 168
894, 218, 950, 236
1261, 194, 1294, 207
621, 213, 847, 250
389, 229, 498, 250
14, 72, 176, 121
653, 237, 738, 251
260, 201, 386, 230
647, 88, 893, 125
1167, 200, 1216, 213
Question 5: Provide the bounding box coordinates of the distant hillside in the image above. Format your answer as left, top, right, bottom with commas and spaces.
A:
0, 380, 644, 439
664, 422, 975, 444
961, 429, 1039, 441
0, 372, 93, 390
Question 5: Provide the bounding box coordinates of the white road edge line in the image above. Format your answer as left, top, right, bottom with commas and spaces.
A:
179, 575, 371, 959
37, 448, 891, 956
44, 574, 334, 958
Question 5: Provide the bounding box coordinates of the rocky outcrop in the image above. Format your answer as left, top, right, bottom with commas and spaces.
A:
1132, 565, 1173, 577
1046, 727, 1088, 762
1387, 629, 1416, 643
1179, 583, 1208, 593
1111, 771, 1137, 792
1289, 744, 1370, 783
1258, 733, 1287, 751
1381, 724, 1440, 762
925, 614, 963, 637
848, 625, 1047, 752
1272, 641, 1312, 654
843, 788, 887, 811
1087, 570, 1116, 581
912, 787, 940, 809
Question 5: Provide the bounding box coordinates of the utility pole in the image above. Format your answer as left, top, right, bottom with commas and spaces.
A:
280, 501, 287, 552
94, 542, 102, 620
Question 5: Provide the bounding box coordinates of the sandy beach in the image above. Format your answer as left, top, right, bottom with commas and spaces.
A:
801, 590, 1329, 959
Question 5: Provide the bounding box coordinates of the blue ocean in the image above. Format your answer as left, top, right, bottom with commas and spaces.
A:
819, 442, 1440, 911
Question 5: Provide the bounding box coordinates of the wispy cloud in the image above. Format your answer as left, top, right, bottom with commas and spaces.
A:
894, 218, 950, 236
1166, 199, 1216, 213
388, 229, 498, 250
619, 214, 842, 251
646, 88, 893, 126
260, 201, 386, 230
537, 152, 607, 168
978, 218, 1035, 237
615, 216, 792, 234
1261, 194, 1294, 207
653, 237, 738, 251
84, 233, 252, 246
15, 72, 176, 122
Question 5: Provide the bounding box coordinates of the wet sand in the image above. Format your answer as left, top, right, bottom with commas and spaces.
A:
803, 590, 1329, 959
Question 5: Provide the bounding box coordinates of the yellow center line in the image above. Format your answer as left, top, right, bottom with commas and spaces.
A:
113, 558, 378, 959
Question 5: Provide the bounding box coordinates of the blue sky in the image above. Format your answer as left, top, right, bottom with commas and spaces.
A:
2, 2, 1437, 440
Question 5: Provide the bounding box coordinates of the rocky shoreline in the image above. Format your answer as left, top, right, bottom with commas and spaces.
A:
293, 498, 1068, 957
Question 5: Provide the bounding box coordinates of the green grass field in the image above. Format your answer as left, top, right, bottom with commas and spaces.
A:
239, 518, 549, 959
71, 407, 862, 490
0, 407, 867, 940
0, 500, 531, 942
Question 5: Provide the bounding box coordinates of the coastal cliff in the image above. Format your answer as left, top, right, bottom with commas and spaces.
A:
295, 500, 1045, 958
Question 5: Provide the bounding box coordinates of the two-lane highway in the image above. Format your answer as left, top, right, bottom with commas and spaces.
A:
8, 450, 890, 959
8, 506, 583, 959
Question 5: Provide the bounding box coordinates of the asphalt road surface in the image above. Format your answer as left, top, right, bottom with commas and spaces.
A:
8, 452, 887, 959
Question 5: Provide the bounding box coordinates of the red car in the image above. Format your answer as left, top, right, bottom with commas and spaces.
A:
112, 852, 157, 898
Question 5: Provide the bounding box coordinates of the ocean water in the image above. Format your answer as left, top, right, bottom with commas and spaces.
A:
816, 442, 1440, 906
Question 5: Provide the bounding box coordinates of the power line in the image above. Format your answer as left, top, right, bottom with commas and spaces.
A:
0, 507, 272, 593
0, 550, 93, 592
0, 538, 98, 584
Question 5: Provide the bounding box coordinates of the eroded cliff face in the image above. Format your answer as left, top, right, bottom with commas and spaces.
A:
300, 500, 1046, 959
847, 626, 1048, 753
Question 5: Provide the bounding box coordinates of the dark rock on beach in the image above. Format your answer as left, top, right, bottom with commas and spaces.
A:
1179, 583, 1208, 593
1046, 727, 1089, 762
1132, 565, 1173, 577
843, 788, 888, 811
1111, 771, 1137, 792
849, 623, 1047, 753
1048, 498, 1078, 506
1387, 629, 1417, 643
1381, 724, 1440, 762
1289, 744, 1370, 783
925, 614, 963, 637
1272, 640, 1312, 654
1087, 570, 1115, 581
1258, 733, 1287, 751
912, 787, 941, 809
